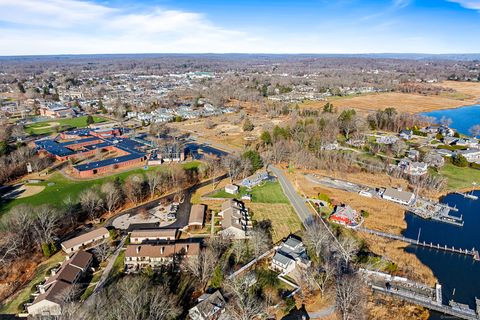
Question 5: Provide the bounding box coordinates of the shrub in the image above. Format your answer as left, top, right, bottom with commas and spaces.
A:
452, 154, 469, 167
210, 265, 224, 289
41, 242, 57, 257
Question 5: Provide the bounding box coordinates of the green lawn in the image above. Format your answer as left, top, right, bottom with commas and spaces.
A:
210, 181, 289, 204
25, 116, 107, 135
0, 253, 65, 314
0, 161, 201, 215
439, 163, 480, 190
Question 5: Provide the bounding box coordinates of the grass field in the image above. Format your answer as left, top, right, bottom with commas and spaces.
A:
210, 181, 289, 204
249, 203, 302, 243
0, 161, 202, 215
439, 163, 480, 190
25, 116, 107, 135
0, 253, 65, 314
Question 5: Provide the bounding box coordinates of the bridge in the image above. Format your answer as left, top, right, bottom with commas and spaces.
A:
358, 227, 480, 261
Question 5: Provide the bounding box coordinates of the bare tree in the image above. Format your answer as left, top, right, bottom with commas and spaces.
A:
32, 205, 61, 248
93, 242, 111, 262
221, 154, 242, 182
123, 174, 145, 205
79, 187, 104, 220
249, 228, 272, 257
440, 116, 452, 127
335, 272, 367, 320
146, 171, 162, 199
225, 276, 267, 320
183, 248, 218, 289
303, 218, 331, 259
101, 181, 122, 214
470, 124, 480, 137
391, 139, 407, 158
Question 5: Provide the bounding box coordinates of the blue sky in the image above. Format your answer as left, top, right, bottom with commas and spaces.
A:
0, 0, 479, 55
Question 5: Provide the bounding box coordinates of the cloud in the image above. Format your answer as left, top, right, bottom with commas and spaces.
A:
0, 0, 264, 54
447, 0, 480, 10
392, 0, 411, 8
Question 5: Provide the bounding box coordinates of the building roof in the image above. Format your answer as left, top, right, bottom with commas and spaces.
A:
191, 290, 226, 319
189, 204, 206, 226
383, 187, 414, 203
125, 243, 200, 258
130, 228, 176, 239
61, 227, 109, 251
273, 251, 295, 266
34, 280, 71, 305
69, 251, 93, 270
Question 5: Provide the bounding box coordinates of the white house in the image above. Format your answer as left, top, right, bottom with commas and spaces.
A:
271, 236, 310, 274
61, 227, 110, 253
224, 184, 239, 195
381, 187, 415, 206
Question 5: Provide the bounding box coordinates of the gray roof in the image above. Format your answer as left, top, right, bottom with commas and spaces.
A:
383, 187, 414, 203
273, 251, 295, 266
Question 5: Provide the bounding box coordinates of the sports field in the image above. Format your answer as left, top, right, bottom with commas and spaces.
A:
25, 116, 107, 135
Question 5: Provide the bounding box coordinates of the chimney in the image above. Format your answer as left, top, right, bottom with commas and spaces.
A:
186, 245, 189, 253
136, 246, 141, 254
161, 247, 164, 254
39, 285, 46, 294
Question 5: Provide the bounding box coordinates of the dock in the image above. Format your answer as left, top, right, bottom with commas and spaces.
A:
362, 269, 480, 320
455, 191, 479, 200
358, 227, 479, 261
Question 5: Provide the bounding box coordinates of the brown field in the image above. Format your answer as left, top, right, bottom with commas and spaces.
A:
435, 80, 480, 99
303, 92, 474, 114
368, 292, 430, 320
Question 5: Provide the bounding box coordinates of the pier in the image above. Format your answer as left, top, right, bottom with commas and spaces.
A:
358, 227, 480, 261
362, 269, 480, 320
455, 191, 479, 200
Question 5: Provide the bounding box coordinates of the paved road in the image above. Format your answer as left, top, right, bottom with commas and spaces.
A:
85, 235, 127, 303
308, 305, 336, 319
270, 166, 312, 225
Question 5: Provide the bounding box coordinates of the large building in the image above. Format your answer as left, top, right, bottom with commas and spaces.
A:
27, 251, 93, 317
35, 127, 150, 177
219, 199, 252, 239
124, 242, 200, 272
61, 227, 110, 253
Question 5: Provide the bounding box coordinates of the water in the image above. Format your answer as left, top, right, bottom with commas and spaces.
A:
422, 104, 480, 135
402, 191, 480, 318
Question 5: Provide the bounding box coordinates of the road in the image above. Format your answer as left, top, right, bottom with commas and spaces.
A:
270, 166, 313, 225
85, 235, 127, 303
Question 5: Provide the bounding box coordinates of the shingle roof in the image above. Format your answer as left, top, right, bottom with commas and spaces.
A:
61, 227, 109, 251
189, 204, 206, 225
125, 243, 200, 258
130, 228, 176, 239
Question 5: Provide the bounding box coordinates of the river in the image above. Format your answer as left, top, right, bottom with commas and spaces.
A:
422, 104, 480, 135
402, 191, 480, 319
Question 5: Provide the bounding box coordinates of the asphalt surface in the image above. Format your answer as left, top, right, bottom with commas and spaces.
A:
270, 166, 312, 225
104, 173, 228, 232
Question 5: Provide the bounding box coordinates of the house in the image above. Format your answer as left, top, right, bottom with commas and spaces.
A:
219, 199, 252, 239
376, 135, 399, 145
455, 148, 480, 163
225, 184, 239, 195
407, 149, 420, 161
398, 159, 428, 176
399, 129, 413, 140
381, 187, 415, 206
241, 171, 269, 188
124, 242, 200, 272
61, 227, 110, 253
187, 204, 206, 230
271, 236, 310, 274
27, 251, 93, 317
188, 290, 227, 320
330, 205, 359, 226
130, 229, 177, 244
438, 126, 455, 137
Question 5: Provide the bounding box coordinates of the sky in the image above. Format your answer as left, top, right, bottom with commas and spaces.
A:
0, 0, 480, 55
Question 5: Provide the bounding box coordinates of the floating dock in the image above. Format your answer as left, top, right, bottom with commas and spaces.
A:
455, 191, 479, 200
